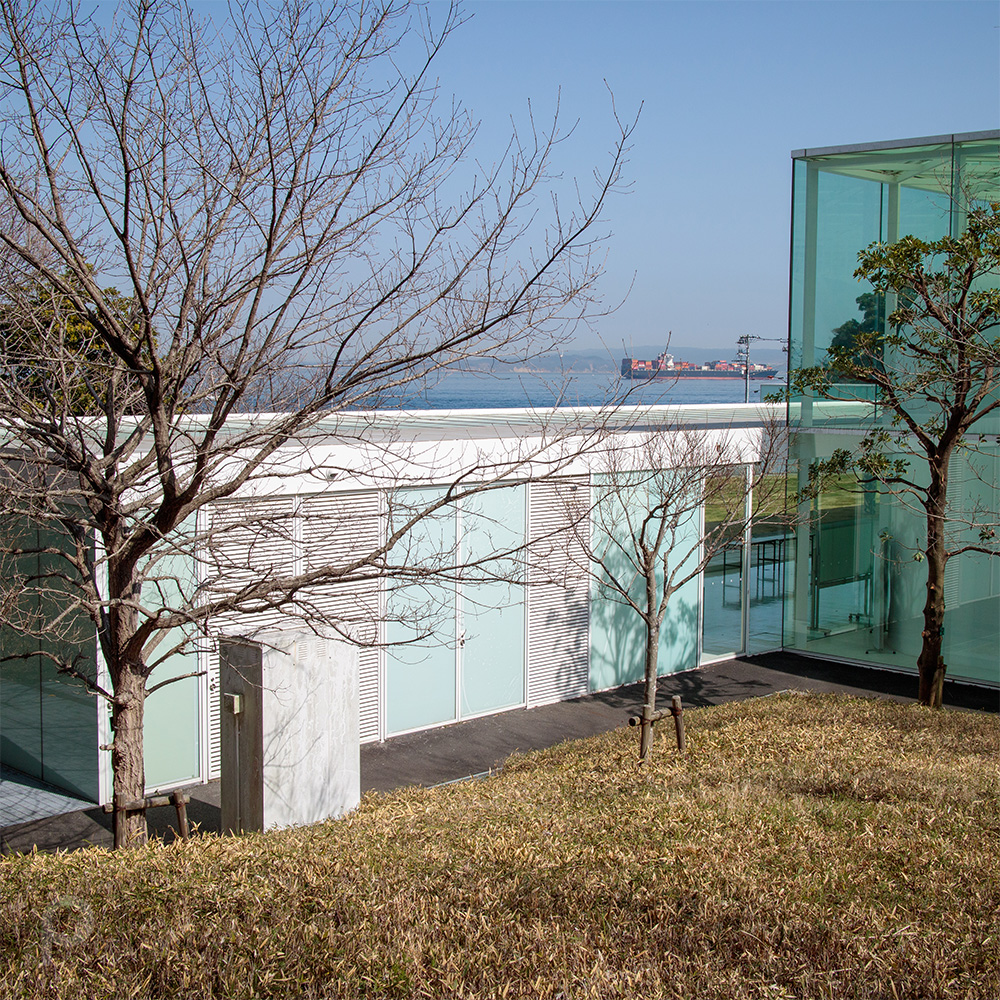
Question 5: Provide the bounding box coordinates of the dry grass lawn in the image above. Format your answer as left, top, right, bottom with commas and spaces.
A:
1, 693, 998, 999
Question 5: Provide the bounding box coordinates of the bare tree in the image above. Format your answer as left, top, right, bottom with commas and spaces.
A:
792, 204, 1000, 708
0, 0, 633, 845
568, 409, 788, 761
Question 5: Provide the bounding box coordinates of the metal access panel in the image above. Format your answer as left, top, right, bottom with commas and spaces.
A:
219, 639, 265, 834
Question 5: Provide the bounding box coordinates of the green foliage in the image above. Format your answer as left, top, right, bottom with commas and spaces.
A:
828, 291, 886, 363
0, 273, 143, 415
790, 201, 1000, 473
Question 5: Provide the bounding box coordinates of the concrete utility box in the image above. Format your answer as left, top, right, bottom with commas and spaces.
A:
219, 632, 360, 834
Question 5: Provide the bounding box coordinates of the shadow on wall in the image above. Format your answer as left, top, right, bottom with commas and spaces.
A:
588, 589, 698, 691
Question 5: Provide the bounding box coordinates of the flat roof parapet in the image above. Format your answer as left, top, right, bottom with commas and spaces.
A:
791, 129, 999, 159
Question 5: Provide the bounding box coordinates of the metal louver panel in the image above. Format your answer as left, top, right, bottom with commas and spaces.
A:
527, 478, 590, 706
205, 497, 296, 779
356, 645, 381, 744
302, 493, 381, 570
206, 491, 384, 777
205, 643, 221, 779
207, 497, 297, 635
301, 493, 382, 743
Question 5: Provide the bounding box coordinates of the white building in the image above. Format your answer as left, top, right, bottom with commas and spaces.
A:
1, 402, 784, 805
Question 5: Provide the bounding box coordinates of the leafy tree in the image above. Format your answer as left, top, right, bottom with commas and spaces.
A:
0, 273, 143, 414
0, 0, 632, 845
830, 292, 885, 356
792, 203, 1000, 707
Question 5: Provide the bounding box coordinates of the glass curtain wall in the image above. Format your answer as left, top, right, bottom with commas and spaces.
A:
786, 133, 1000, 685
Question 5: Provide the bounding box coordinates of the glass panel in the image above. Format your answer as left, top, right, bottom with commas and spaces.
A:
385, 489, 457, 734
589, 473, 700, 691
784, 447, 880, 663
746, 466, 792, 654
1, 518, 98, 799
788, 158, 809, 378
939, 447, 999, 685
39, 530, 98, 798
142, 529, 201, 791
811, 170, 885, 365
142, 654, 200, 791
39, 663, 97, 800
588, 482, 648, 690
701, 471, 747, 661
812, 487, 877, 638
459, 485, 526, 716
0, 653, 43, 780
1, 518, 48, 780
701, 542, 742, 658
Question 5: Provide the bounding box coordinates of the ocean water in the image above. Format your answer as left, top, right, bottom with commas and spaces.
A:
396, 369, 779, 410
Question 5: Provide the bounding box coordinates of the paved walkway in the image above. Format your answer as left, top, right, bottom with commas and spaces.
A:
2, 651, 995, 854
0, 766, 94, 827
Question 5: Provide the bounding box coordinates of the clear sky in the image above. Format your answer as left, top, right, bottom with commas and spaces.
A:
426, 0, 1000, 353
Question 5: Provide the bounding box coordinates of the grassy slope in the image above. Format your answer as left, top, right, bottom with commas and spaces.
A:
2, 694, 998, 999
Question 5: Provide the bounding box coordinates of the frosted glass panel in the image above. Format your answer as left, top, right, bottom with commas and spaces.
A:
143, 528, 201, 790
142, 660, 200, 790
460, 486, 526, 716
386, 489, 457, 734
589, 475, 700, 691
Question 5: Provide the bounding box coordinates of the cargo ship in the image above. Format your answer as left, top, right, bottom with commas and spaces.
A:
620, 349, 779, 381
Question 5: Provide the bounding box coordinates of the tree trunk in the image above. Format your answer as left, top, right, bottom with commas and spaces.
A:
917, 464, 949, 709
111, 666, 148, 847
639, 618, 659, 762
106, 552, 148, 848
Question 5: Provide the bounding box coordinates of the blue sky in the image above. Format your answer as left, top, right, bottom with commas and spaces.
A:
427, 0, 1000, 353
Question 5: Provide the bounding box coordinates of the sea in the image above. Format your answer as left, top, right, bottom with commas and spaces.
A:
393, 369, 781, 410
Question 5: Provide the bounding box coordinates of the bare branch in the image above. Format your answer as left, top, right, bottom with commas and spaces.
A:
0, 0, 634, 845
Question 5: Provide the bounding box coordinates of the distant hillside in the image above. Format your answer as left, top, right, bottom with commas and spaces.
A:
458, 350, 618, 374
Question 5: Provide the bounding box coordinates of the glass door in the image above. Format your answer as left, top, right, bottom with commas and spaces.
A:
701, 472, 748, 661
701, 534, 744, 660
